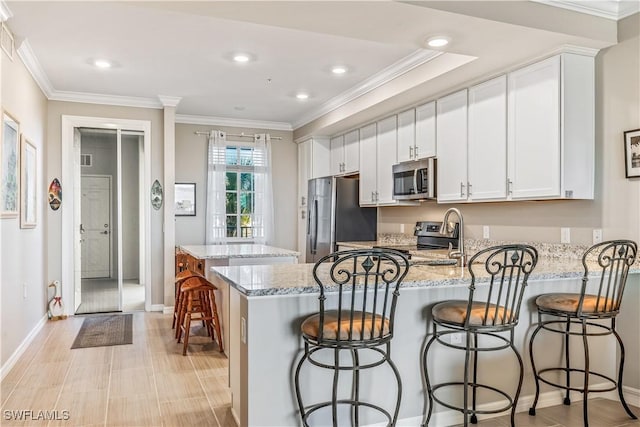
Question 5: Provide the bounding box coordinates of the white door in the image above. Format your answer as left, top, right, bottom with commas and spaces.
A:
415, 101, 436, 159
329, 135, 344, 175
437, 89, 468, 202
81, 176, 111, 278
397, 109, 415, 163
342, 129, 359, 174
376, 115, 398, 204
359, 123, 377, 205
468, 75, 507, 201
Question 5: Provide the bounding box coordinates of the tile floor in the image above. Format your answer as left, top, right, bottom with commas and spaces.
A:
1, 312, 638, 427
75, 279, 145, 314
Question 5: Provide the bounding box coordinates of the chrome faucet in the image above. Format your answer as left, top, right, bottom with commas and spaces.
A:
440, 208, 466, 267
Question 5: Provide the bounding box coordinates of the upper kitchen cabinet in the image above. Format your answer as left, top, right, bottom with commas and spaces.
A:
436, 89, 468, 202
397, 109, 416, 163
330, 130, 359, 175
507, 53, 594, 200
359, 123, 378, 206
415, 101, 436, 159
376, 115, 400, 205
468, 75, 507, 201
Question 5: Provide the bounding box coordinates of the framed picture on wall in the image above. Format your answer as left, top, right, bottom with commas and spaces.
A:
1, 111, 20, 218
20, 136, 37, 228
175, 182, 196, 216
624, 128, 640, 178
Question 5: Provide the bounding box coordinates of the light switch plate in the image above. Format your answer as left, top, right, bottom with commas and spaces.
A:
561, 227, 571, 244
593, 229, 603, 244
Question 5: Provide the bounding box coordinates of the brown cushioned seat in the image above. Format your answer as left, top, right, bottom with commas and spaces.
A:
301, 310, 390, 341
535, 293, 615, 314
432, 300, 511, 326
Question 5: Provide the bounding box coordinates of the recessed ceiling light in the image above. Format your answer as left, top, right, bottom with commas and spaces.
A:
94, 59, 112, 69
233, 54, 250, 63
296, 93, 309, 100
331, 66, 348, 75
426, 36, 451, 48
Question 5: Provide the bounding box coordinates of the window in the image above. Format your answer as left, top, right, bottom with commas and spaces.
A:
224, 146, 261, 239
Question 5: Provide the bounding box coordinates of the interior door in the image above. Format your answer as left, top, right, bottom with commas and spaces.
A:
81, 176, 111, 278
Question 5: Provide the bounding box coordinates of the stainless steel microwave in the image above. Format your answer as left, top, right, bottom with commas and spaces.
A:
392, 158, 436, 200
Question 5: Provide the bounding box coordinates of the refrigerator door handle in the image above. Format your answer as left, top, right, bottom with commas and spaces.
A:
312, 199, 319, 254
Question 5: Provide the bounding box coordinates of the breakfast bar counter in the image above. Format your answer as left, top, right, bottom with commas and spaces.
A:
209, 257, 640, 426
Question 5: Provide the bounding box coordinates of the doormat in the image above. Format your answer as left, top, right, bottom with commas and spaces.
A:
71, 314, 133, 349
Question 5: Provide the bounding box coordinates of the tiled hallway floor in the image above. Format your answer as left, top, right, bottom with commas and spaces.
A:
1, 312, 638, 426
1, 313, 235, 427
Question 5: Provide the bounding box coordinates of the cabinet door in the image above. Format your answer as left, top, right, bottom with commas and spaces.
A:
508, 56, 561, 199
376, 116, 398, 204
468, 76, 507, 201
297, 140, 311, 262
311, 137, 331, 179
415, 101, 436, 159
343, 129, 360, 174
330, 136, 344, 175
397, 109, 415, 163
436, 89, 468, 202
359, 123, 377, 206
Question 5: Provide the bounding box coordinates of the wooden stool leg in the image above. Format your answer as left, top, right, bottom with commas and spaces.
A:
209, 291, 224, 353
182, 296, 193, 356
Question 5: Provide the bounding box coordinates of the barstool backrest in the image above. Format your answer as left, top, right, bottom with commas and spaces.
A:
312, 249, 410, 344
579, 240, 637, 317
467, 244, 538, 329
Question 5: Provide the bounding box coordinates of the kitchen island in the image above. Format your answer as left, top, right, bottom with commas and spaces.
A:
179, 244, 299, 355
209, 256, 640, 427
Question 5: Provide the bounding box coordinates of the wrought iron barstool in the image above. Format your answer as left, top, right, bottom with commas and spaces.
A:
294, 249, 409, 427
528, 240, 638, 427
422, 245, 538, 427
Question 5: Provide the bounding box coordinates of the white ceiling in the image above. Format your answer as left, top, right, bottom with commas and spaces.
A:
3, 1, 636, 132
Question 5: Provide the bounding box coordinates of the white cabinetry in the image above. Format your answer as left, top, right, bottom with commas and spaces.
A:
415, 102, 436, 159
376, 116, 399, 204
297, 137, 331, 261
468, 75, 507, 201
330, 130, 359, 175
507, 53, 594, 200
397, 109, 415, 163
436, 89, 468, 202
359, 123, 378, 206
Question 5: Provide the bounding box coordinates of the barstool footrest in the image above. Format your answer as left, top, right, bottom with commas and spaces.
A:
302, 400, 391, 426
431, 382, 514, 415
537, 367, 618, 393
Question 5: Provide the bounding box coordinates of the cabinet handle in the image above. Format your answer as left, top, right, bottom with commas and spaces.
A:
375, 191, 379, 202
415, 146, 419, 158
409, 146, 414, 159
460, 182, 466, 197
371, 191, 375, 202
507, 179, 513, 195
467, 182, 472, 196
301, 210, 306, 219
301, 196, 306, 206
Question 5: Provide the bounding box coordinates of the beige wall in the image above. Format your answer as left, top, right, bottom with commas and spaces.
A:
174, 123, 297, 251
46, 101, 164, 306
1, 46, 48, 365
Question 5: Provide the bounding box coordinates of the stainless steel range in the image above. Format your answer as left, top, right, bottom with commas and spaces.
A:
373, 221, 459, 255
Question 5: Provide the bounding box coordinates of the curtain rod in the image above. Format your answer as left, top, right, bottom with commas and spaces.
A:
194, 131, 282, 140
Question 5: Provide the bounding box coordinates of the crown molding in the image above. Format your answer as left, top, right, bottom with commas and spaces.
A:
532, 0, 639, 20
0, 0, 12, 21
176, 114, 293, 131
292, 49, 442, 129
16, 39, 54, 98
552, 44, 601, 57
49, 91, 163, 109
158, 95, 182, 108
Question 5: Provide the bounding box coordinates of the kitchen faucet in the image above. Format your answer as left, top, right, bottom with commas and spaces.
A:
439, 208, 466, 267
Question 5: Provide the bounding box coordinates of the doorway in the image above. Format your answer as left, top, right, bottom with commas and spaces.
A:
61, 116, 152, 315
75, 128, 144, 314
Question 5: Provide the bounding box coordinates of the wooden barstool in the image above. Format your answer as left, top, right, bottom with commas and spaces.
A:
176, 276, 224, 356
172, 269, 204, 330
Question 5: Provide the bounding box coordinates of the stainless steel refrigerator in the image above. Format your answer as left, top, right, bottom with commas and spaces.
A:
306, 176, 377, 263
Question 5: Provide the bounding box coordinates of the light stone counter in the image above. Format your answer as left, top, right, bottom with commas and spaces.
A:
211, 256, 639, 297
180, 243, 299, 259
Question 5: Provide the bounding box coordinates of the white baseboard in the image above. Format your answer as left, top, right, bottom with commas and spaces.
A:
0, 315, 48, 381
161, 305, 173, 314
230, 407, 241, 427
150, 304, 165, 313
366, 385, 620, 427
620, 386, 640, 408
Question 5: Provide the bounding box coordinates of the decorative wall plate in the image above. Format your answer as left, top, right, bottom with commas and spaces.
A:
48, 178, 62, 211
151, 179, 163, 210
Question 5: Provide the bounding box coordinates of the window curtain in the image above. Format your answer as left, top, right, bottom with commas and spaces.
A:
253, 134, 274, 244
205, 130, 227, 244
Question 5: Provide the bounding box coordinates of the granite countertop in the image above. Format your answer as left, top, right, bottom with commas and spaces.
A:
211, 257, 640, 297
180, 244, 299, 260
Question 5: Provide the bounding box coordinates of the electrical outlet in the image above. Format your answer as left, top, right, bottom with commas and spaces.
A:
561, 227, 571, 244
483, 226, 490, 239
450, 333, 462, 344
593, 229, 603, 244
241, 317, 247, 344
